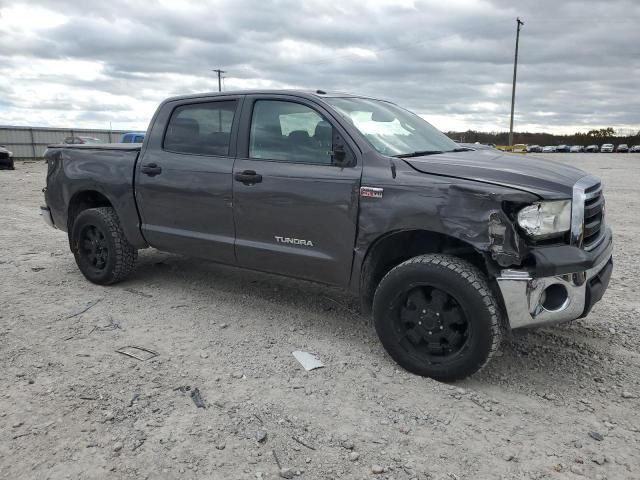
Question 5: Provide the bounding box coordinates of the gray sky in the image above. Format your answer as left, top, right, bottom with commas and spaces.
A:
1, 0, 638, 133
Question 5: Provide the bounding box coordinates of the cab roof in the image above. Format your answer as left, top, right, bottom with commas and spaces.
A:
161, 89, 386, 104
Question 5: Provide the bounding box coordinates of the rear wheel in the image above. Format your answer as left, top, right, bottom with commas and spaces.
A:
372, 254, 502, 381
71, 207, 137, 285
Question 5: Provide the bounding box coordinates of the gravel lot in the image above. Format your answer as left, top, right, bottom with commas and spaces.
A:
1, 154, 639, 480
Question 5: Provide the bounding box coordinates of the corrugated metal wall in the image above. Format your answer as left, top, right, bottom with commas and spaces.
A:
0, 126, 129, 159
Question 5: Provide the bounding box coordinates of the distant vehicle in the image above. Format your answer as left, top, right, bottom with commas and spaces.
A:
512, 144, 527, 153
121, 132, 145, 143
0, 145, 14, 170
616, 144, 629, 153
630, 145, 640, 153
456, 142, 496, 151
556, 145, 571, 153
63, 136, 102, 145
600, 144, 614, 153
570, 145, 584, 153
542, 146, 557, 153
585, 145, 599, 153
527, 145, 543, 153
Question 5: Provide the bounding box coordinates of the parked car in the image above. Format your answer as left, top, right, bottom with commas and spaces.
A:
527, 145, 543, 153
542, 145, 557, 153
63, 136, 102, 145
570, 145, 584, 153
600, 144, 614, 153
585, 145, 600, 153
41, 89, 613, 381
455, 142, 496, 151
556, 145, 571, 153
121, 132, 145, 143
0, 145, 14, 170
616, 144, 629, 153
630, 145, 640, 153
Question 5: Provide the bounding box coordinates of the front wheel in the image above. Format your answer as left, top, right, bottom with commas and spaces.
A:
71, 207, 137, 285
372, 254, 502, 382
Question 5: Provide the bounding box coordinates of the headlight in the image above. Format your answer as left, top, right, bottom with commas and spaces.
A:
517, 200, 571, 240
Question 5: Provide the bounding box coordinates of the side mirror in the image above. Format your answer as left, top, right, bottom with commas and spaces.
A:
331, 144, 347, 165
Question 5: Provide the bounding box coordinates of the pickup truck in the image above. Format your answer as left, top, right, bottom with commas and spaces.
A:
42, 90, 613, 381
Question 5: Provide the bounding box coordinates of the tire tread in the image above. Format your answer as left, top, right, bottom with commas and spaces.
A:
373, 254, 502, 380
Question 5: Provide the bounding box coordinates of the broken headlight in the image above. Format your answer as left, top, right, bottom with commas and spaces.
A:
517, 200, 571, 240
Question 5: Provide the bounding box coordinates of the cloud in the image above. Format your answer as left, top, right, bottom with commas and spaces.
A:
0, 0, 638, 133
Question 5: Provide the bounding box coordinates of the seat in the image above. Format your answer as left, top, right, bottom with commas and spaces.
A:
313, 121, 332, 149
166, 117, 201, 153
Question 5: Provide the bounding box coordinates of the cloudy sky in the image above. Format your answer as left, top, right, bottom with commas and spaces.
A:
0, 0, 638, 133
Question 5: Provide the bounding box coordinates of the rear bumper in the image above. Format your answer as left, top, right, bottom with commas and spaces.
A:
496, 235, 613, 329
40, 206, 55, 229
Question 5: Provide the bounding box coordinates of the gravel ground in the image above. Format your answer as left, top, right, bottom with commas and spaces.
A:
1, 154, 639, 480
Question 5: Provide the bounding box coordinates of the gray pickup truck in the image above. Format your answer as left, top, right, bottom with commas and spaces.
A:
42, 90, 613, 381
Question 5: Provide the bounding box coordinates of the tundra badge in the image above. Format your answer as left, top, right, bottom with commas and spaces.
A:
275, 236, 314, 247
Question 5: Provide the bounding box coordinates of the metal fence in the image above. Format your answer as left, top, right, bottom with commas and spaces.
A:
0, 126, 130, 160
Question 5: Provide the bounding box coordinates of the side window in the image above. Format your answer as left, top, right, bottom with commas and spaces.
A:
164, 100, 237, 156
134, 136, 144, 143
249, 100, 333, 164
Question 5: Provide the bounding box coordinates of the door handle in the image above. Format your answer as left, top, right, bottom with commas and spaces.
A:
234, 170, 262, 185
141, 163, 162, 176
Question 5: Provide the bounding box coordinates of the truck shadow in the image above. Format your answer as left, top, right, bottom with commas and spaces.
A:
124, 250, 618, 390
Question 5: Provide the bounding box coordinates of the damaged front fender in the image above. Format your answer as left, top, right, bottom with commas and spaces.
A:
351, 168, 539, 294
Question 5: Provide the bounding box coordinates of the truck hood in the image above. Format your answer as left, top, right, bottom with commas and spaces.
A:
403, 150, 586, 199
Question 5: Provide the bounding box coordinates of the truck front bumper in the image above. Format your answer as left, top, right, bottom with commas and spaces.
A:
496, 231, 613, 329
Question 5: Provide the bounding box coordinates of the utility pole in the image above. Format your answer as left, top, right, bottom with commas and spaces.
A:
509, 17, 524, 147
212, 69, 226, 92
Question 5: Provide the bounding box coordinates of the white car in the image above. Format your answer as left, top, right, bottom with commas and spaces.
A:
542, 145, 557, 153
570, 145, 584, 152
630, 145, 640, 153
600, 144, 614, 153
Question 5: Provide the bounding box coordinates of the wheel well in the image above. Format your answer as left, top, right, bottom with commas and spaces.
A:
360, 230, 488, 312
67, 190, 112, 232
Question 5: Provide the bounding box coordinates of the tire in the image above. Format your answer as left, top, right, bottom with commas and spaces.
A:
70, 207, 137, 285
372, 254, 502, 382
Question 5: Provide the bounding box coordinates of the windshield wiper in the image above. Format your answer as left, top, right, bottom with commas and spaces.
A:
393, 150, 444, 158
449, 147, 474, 152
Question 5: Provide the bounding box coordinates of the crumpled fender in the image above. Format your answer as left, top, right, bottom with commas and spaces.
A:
350, 170, 538, 292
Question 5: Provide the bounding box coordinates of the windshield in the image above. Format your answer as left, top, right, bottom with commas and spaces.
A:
326, 97, 459, 157
81, 137, 102, 144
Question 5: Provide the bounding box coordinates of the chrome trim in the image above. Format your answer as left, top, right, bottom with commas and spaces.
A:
496, 235, 612, 329
571, 175, 604, 250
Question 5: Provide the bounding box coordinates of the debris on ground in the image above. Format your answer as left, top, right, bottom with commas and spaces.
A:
115, 345, 158, 361
190, 387, 206, 408
292, 351, 324, 371
64, 298, 102, 319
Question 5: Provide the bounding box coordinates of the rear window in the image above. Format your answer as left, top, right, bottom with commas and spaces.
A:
164, 100, 237, 156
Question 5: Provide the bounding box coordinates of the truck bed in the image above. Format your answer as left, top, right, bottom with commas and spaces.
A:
46, 143, 142, 151
44, 143, 145, 248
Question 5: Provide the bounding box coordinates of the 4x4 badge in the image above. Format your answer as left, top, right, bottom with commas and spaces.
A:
360, 186, 384, 199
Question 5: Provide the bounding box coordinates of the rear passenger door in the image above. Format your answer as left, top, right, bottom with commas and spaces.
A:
135, 96, 242, 264
232, 95, 362, 286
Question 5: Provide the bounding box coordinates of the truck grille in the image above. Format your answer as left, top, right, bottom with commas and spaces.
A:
583, 183, 604, 249
571, 176, 605, 251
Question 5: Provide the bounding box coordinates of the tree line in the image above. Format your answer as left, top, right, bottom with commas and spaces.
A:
446, 128, 640, 146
